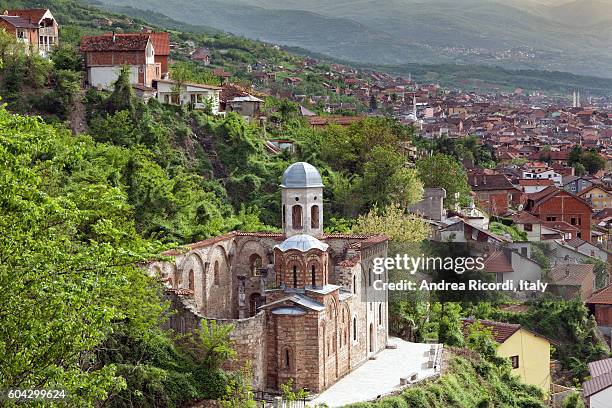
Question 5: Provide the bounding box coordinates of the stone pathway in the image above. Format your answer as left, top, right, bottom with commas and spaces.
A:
309, 337, 441, 407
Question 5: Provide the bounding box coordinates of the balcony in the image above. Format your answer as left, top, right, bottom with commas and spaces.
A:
38, 27, 56, 37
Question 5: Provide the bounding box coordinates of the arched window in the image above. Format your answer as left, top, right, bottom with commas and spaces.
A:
188, 269, 194, 291
292, 205, 303, 229
293, 265, 298, 288
352, 274, 357, 294
249, 254, 262, 276
285, 348, 290, 369
353, 316, 357, 341
311, 264, 316, 287
214, 261, 220, 286
378, 304, 382, 326
311, 205, 320, 229
282, 204, 286, 228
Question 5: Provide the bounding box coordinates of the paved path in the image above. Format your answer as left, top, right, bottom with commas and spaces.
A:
309, 337, 440, 407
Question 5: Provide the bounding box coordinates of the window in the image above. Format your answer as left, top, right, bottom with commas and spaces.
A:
249, 254, 262, 276
292, 205, 303, 229
282, 204, 286, 228
510, 355, 519, 369
188, 269, 194, 291
524, 223, 533, 232
311, 205, 320, 229
378, 304, 382, 326
353, 316, 357, 341
368, 268, 372, 286
546, 216, 557, 222
293, 265, 298, 288
311, 264, 316, 287
353, 274, 357, 294
285, 348, 290, 368
214, 261, 220, 286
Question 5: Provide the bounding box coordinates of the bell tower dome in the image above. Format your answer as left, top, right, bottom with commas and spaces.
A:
280, 162, 324, 237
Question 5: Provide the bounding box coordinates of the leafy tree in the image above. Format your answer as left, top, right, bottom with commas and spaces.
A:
106, 65, 135, 114
51, 43, 83, 71
388, 167, 424, 209
417, 154, 471, 209
432, 302, 464, 346
562, 392, 585, 408
352, 204, 430, 251
581, 150, 605, 175
0, 105, 164, 405
573, 163, 586, 176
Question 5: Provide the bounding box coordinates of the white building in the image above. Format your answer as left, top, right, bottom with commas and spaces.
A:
154, 79, 221, 114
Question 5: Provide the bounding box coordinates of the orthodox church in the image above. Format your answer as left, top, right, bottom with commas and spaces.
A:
148, 162, 389, 393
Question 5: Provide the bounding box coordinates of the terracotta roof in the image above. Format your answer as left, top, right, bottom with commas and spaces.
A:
80, 34, 150, 52
542, 221, 580, 233
5, 8, 48, 23
461, 318, 521, 343
583, 372, 612, 397
549, 264, 593, 286
483, 250, 513, 273
104, 32, 170, 55
518, 179, 554, 187
586, 285, 612, 305
511, 211, 541, 224
0, 15, 37, 28
468, 174, 516, 191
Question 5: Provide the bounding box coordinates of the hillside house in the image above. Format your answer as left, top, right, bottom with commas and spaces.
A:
154, 79, 221, 114
524, 187, 593, 241
578, 185, 612, 211
461, 319, 551, 393
468, 173, 522, 215
190, 46, 211, 65
548, 263, 595, 300
1, 8, 58, 57
80, 33, 162, 90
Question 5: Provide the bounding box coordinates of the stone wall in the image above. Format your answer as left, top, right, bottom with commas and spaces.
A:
162, 291, 269, 391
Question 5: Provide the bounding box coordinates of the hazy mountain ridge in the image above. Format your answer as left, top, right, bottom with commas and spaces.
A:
96, 0, 612, 78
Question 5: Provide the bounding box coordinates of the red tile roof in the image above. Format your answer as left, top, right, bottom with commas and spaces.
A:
104, 32, 170, 55
5, 8, 48, 23
80, 34, 150, 52
483, 250, 513, 273
586, 285, 612, 305
511, 211, 541, 224
549, 264, 593, 286
0, 15, 37, 28
461, 318, 521, 343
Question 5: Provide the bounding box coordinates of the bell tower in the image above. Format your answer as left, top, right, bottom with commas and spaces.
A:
280, 162, 324, 237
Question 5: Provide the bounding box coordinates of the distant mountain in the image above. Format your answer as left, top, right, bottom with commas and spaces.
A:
547, 0, 612, 26
93, 0, 612, 78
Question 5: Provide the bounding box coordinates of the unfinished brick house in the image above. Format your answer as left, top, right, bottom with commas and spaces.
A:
148, 162, 389, 393
80, 32, 168, 90
524, 186, 593, 241
1, 8, 59, 57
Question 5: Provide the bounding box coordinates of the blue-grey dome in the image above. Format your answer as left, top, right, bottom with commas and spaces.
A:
275, 234, 329, 252
281, 162, 324, 188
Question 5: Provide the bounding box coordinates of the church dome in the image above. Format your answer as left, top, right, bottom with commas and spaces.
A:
280, 162, 324, 188
275, 234, 329, 252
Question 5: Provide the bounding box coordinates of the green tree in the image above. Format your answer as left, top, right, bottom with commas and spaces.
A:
106, 65, 135, 114
417, 154, 471, 209
581, 150, 605, 175
0, 105, 164, 405
388, 167, 424, 209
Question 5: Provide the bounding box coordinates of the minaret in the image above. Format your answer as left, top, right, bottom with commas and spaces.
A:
413, 94, 417, 118
280, 162, 324, 237
577, 90, 581, 108
572, 91, 577, 108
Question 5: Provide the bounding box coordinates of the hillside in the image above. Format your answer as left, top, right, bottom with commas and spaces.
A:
93, 0, 612, 78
